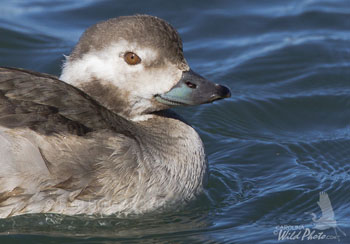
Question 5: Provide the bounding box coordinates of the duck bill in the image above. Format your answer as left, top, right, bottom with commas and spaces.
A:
155, 69, 231, 106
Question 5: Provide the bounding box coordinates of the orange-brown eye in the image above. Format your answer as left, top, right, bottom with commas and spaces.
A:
124, 52, 141, 65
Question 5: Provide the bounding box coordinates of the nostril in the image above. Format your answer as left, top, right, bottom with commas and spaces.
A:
185, 81, 197, 89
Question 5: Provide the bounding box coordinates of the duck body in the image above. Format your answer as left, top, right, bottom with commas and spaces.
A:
0, 15, 230, 218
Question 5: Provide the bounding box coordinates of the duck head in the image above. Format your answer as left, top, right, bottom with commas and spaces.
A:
60, 15, 231, 120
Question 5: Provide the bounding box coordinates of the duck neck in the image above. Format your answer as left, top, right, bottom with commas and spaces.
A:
98, 111, 208, 206
139, 113, 208, 197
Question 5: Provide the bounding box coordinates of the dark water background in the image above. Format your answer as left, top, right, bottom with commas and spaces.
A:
0, 0, 350, 243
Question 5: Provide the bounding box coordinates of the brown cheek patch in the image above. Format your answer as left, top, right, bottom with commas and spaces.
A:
80, 79, 131, 117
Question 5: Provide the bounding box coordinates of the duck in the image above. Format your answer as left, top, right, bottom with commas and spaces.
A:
0, 15, 231, 218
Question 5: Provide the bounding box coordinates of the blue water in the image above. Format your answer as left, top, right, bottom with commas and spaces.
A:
0, 0, 350, 243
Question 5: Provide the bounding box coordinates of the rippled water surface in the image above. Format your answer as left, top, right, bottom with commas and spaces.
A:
0, 0, 350, 243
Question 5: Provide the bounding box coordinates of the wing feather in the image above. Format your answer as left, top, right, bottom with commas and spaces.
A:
0, 67, 135, 136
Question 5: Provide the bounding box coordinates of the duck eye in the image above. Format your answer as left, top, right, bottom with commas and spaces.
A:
124, 52, 141, 65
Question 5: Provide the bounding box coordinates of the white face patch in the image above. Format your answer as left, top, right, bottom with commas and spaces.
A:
60, 40, 183, 118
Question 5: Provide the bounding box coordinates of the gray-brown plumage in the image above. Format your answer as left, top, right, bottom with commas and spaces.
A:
0, 15, 230, 218
0, 67, 134, 135
70, 15, 187, 69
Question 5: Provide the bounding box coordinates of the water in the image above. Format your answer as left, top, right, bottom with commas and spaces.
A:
0, 0, 350, 243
